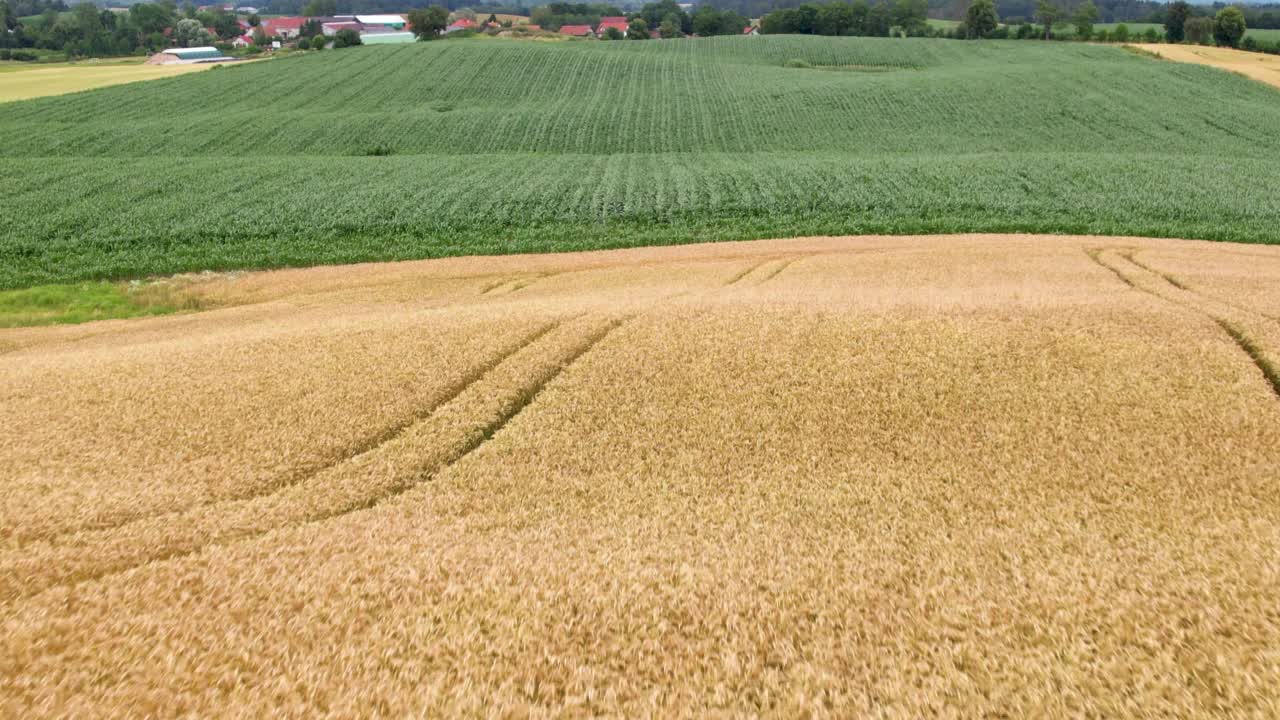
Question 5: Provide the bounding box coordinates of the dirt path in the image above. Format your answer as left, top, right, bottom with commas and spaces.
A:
1129, 42, 1280, 90
4, 234, 1280, 715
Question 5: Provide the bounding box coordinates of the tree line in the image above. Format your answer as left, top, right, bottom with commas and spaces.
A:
1, 0, 244, 55
759, 0, 927, 36
522, 1, 745, 36
956, 0, 1266, 52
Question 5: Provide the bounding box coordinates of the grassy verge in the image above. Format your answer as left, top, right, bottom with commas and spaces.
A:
0, 281, 197, 328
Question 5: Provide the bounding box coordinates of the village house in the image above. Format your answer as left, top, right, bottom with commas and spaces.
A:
596, 16, 628, 37
261, 16, 305, 39
558, 24, 594, 37
322, 21, 363, 36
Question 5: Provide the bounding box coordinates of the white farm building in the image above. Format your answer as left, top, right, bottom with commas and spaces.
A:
144, 47, 229, 65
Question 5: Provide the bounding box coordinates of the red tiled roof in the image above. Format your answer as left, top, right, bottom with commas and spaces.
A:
559, 24, 593, 35
451, 17, 476, 28
264, 16, 305, 30
598, 18, 628, 31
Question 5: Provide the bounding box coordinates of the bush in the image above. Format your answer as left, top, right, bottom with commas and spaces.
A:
1185, 16, 1213, 45
1112, 24, 1129, 42
333, 28, 362, 48
783, 58, 812, 68
311, 35, 327, 50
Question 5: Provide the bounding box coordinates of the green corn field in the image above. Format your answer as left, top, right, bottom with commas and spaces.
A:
2, 36, 1279, 287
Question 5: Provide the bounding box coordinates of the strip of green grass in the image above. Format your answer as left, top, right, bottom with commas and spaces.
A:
0, 282, 180, 327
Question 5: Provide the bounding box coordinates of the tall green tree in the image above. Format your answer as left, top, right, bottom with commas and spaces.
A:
407, 5, 449, 39
1034, 0, 1060, 39
1213, 5, 1246, 48
816, 2, 855, 35
892, 0, 927, 35
659, 12, 680, 37
627, 16, 649, 38
301, 0, 335, 18
1165, 0, 1190, 43
964, 0, 999, 39
131, 2, 175, 35
2, 0, 18, 32
173, 17, 213, 47
1184, 15, 1212, 44
1072, 0, 1097, 40
638, 1, 688, 34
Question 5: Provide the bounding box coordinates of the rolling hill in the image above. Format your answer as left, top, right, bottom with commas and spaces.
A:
3, 36, 1280, 287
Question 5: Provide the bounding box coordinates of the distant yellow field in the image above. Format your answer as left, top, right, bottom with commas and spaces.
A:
1130, 43, 1280, 90
0, 61, 212, 102
3, 234, 1280, 715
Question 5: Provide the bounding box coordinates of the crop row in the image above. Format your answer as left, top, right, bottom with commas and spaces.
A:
4, 151, 1280, 288
2, 37, 1278, 157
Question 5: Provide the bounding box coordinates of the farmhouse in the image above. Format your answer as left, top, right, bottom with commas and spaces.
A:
322, 21, 363, 35
445, 17, 476, 33
232, 34, 253, 47
597, 16, 628, 36
743, 25, 759, 35
262, 17, 305, 39
559, 24, 594, 37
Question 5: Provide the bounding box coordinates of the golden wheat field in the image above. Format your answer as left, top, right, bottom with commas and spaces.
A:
3, 234, 1280, 715
1129, 43, 1280, 90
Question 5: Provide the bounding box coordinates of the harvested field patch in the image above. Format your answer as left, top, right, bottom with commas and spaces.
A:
1129, 43, 1280, 90
0, 60, 213, 103
2, 234, 1280, 715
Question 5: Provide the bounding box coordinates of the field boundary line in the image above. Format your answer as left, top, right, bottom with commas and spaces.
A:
1126, 249, 1280, 327
21, 319, 568, 548
1084, 247, 1136, 288
722, 259, 773, 286
3, 313, 630, 603
754, 256, 802, 285
1094, 248, 1280, 403
1215, 319, 1280, 399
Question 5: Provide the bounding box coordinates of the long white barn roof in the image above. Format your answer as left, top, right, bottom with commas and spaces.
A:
354, 14, 405, 24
